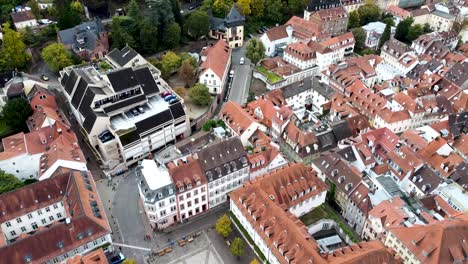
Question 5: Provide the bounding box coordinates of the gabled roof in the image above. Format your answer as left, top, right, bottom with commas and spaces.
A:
200, 40, 231, 79
10, 10, 36, 23
0, 170, 110, 263
389, 215, 468, 264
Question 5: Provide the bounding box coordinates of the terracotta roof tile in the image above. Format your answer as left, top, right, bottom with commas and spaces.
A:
200, 40, 231, 79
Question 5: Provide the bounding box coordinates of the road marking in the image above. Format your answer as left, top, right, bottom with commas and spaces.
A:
202, 231, 223, 263
113, 242, 151, 251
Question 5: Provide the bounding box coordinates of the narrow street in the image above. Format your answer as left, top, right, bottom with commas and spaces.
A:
228, 47, 252, 105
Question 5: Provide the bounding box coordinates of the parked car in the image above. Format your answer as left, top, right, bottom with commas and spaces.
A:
257, 29, 263, 34
240, 57, 245, 65
98, 130, 110, 140
41, 74, 49, 81
247, 33, 254, 39
131, 109, 139, 116
164, 95, 176, 102
110, 253, 126, 264
161, 91, 171, 97
261, 26, 268, 32
137, 106, 145, 114
229, 70, 234, 78
169, 98, 179, 104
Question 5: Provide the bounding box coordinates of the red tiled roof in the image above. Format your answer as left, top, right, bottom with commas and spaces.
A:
67, 248, 109, 264
168, 157, 207, 192
266, 25, 290, 41
10, 10, 35, 23
386, 5, 411, 18
311, 6, 348, 22
219, 101, 258, 134
200, 40, 231, 79
0, 171, 111, 263
326, 240, 399, 264
389, 215, 468, 264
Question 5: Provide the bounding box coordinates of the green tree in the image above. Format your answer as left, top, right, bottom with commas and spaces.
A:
139, 19, 159, 54
189, 83, 212, 105
203, 119, 217, 131
351, 27, 366, 52
179, 59, 195, 86
147, 0, 175, 33
378, 23, 391, 49
128, 0, 142, 21
288, 0, 307, 15
250, 259, 260, 264
357, 1, 380, 25
245, 38, 265, 65
250, 0, 265, 18
395, 17, 413, 43
186, 10, 210, 39
201, 0, 213, 11
230, 237, 245, 259
408, 24, 424, 42
56, 1, 81, 30
213, 0, 233, 17
348, 10, 360, 28
110, 17, 136, 49
0, 170, 24, 195
70, 0, 83, 13
383, 17, 395, 27
41, 43, 73, 72
22, 26, 38, 46
265, 0, 284, 23
0, 23, 30, 70
1, 98, 33, 131
423, 23, 432, 33
28, 0, 42, 19
215, 214, 232, 238
179, 52, 198, 68
164, 23, 181, 48
23, 179, 38, 185
161, 51, 181, 77
237, 0, 251, 16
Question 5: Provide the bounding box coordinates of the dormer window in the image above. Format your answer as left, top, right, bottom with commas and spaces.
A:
196, 180, 201, 186
187, 184, 192, 189
179, 187, 184, 192
292, 195, 297, 201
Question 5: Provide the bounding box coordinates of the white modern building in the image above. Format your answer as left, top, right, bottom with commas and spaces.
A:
362, 22, 396, 50
59, 46, 190, 174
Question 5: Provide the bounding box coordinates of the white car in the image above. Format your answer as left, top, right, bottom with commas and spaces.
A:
240, 57, 245, 65
229, 70, 234, 78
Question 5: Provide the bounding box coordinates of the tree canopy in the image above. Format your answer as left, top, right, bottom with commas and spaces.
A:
189, 83, 212, 106
1, 98, 33, 132
351, 28, 366, 53
164, 22, 181, 48
216, 214, 232, 238
265, 0, 284, 23
237, 0, 251, 16
348, 11, 360, 29
230, 237, 245, 259
179, 59, 195, 86
395, 17, 414, 43
357, 1, 380, 26
0, 23, 30, 71
213, 0, 233, 17
246, 38, 265, 65
378, 23, 391, 50
250, 0, 265, 18
41, 43, 73, 72
0, 170, 24, 195
186, 10, 210, 39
